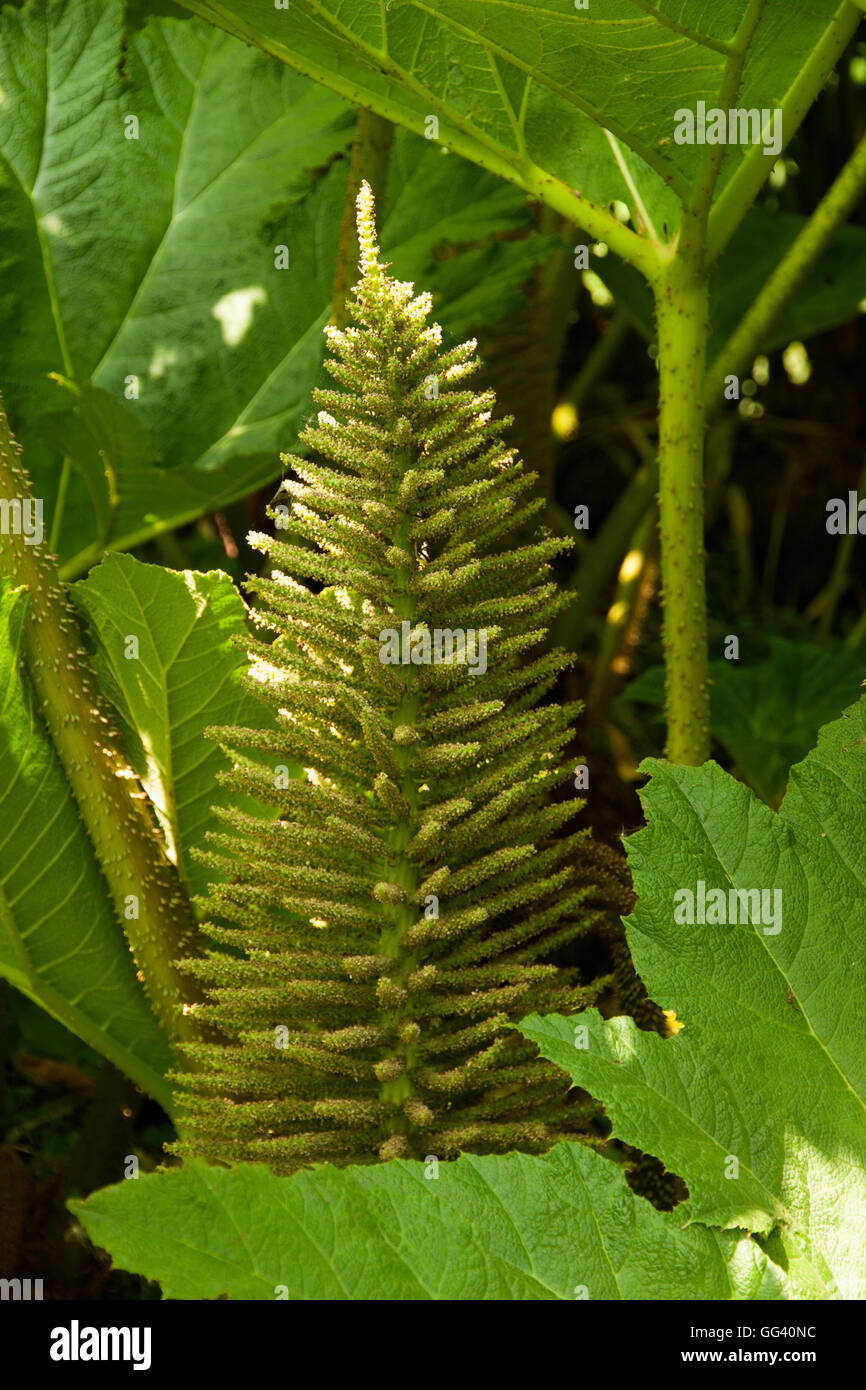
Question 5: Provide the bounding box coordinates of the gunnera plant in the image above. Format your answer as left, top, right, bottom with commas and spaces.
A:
171, 183, 609, 1174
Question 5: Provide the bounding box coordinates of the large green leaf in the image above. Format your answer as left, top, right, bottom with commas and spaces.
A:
0, 0, 552, 572
621, 638, 865, 805
0, 585, 174, 1108
175, 0, 859, 257
72, 1147, 786, 1300
73, 554, 279, 901
0, 0, 354, 565
525, 696, 866, 1300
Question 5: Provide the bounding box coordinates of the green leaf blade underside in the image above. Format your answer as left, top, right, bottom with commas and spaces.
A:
72, 554, 282, 902
0, 0, 552, 570
72, 1150, 788, 1301
523, 1012, 789, 1237
0, 0, 354, 437
0, 0, 353, 563
176, 0, 857, 254
0, 585, 174, 1109
525, 697, 866, 1300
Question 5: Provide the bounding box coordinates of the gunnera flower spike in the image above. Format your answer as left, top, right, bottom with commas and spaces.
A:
171, 182, 606, 1173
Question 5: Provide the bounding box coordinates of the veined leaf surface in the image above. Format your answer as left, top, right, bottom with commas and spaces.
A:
73, 554, 282, 902
72, 1146, 787, 1300
525, 697, 866, 1299
176, 0, 859, 256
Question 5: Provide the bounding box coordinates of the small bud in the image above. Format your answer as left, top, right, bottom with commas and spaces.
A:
403, 1097, 433, 1127
377, 977, 408, 1010
374, 1056, 404, 1082
407, 965, 437, 993
372, 881, 407, 905
379, 1133, 411, 1161
392, 725, 418, 745
385, 545, 414, 571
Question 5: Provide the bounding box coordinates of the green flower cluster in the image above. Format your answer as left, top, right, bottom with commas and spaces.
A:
171, 184, 603, 1172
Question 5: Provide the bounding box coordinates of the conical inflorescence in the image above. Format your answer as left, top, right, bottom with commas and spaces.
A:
171, 183, 606, 1173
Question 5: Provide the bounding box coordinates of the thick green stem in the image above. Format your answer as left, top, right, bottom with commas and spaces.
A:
0, 400, 201, 1046
652, 238, 711, 766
